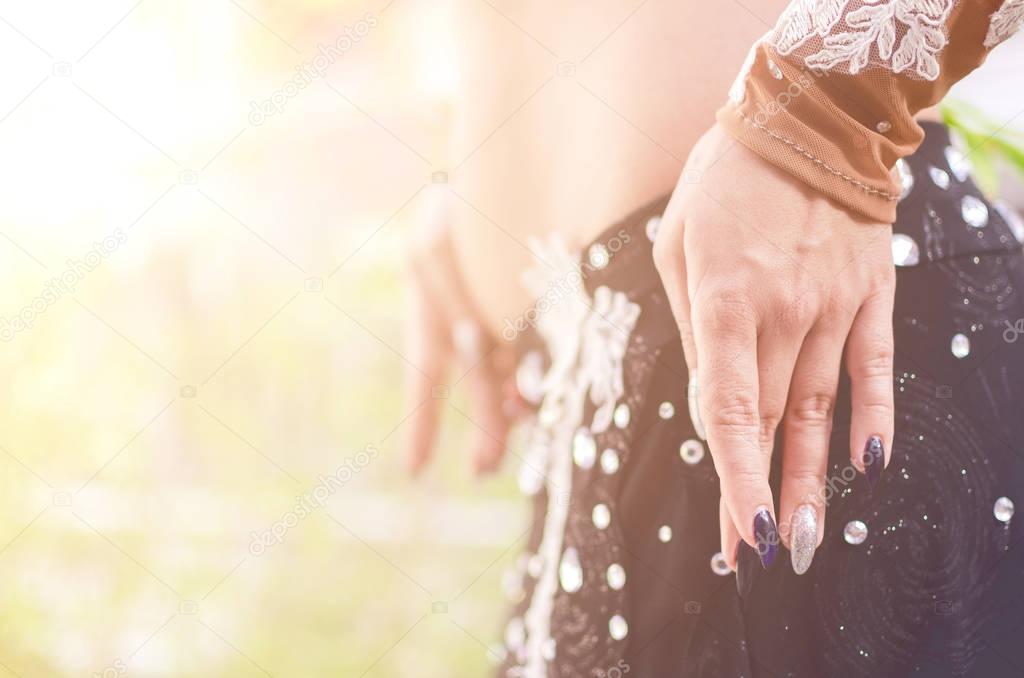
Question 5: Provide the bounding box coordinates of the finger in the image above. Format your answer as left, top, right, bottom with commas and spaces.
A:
846, 285, 896, 492
402, 271, 451, 475
454, 322, 509, 475
780, 317, 850, 574
720, 496, 741, 571
755, 330, 803, 468
691, 288, 777, 565
652, 216, 703, 439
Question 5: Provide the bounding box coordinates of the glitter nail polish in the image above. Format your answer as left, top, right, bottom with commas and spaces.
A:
790, 504, 817, 575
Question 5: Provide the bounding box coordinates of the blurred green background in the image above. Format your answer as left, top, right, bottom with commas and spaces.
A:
0, 0, 527, 675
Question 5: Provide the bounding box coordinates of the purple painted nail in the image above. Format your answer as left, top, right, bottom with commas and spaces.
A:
735, 543, 757, 599
753, 507, 778, 569
863, 435, 885, 492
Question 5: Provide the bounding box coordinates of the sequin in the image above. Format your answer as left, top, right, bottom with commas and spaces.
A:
951, 333, 971, 359
658, 525, 673, 543
588, 243, 610, 269
541, 638, 556, 661
609, 614, 628, 640
945, 146, 971, 181
896, 158, 914, 199
891, 233, 920, 267
876, 120, 892, 133
607, 563, 626, 590
995, 200, 1024, 243
710, 552, 731, 576
961, 195, 989, 228
572, 428, 597, 469
767, 59, 783, 80
658, 401, 675, 419
592, 503, 611, 529
994, 496, 1015, 523
645, 216, 661, 242
559, 548, 583, 593
929, 166, 950, 190
600, 448, 620, 474
679, 439, 705, 465
844, 520, 868, 545
613, 403, 631, 429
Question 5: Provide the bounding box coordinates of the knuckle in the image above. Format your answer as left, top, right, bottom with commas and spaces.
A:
698, 287, 755, 329
708, 391, 759, 432
853, 345, 894, 380
759, 413, 781, 450
789, 391, 835, 426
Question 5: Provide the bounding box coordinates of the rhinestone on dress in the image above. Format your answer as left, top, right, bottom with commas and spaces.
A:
541, 638, 557, 661
600, 448, 621, 474
559, 547, 583, 593
572, 428, 597, 470
646, 216, 661, 242
592, 503, 611, 529
891, 233, 920, 267
876, 120, 892, 133
613, 403, 631, 429
710, 552, 732, 576
588, 243, 610, 269
767, 59, 784, 80
607, 563, 626, 590
679, 439, 705, 465
896, 158, 914, 200
951, 333, 971, 359
929, 166, 950, 189
995, 200, 1024, 243
609, 615, 629, 641
962, 195, 989, 228
658, 401, 675, 419
945, 146, 971, 181
994, 496, 1015, 523
658, 525, 673, 543
844, 520, 868, 545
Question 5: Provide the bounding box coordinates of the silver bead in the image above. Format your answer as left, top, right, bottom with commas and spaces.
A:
572, 428, 597, 470
710, 552, 732, 576
658, 525, 673, 543
929, 166, 950, 190
945, 146, 971, 182
505, 617, 525, 649
527, 554, 544, 578
515, 351, 545, 404
658, 401, 675, 419
613, 403, 631, 429
994, 496, 1015, 523
606, 563, 626, 590
875, 120, 892, 133
518, 466, 544, 496
600, 448, 620, 474
891, 233, 920, 267
767, 59, 783, 80
645, 216, 661, 242
541, 638, 557, 661
559, 547, 583, 593
679, 439, 705, 465
592, 503, 611, 529
995, 200, 1024, 243
588, 243, 610, 269
608, 614, 629, 640
951, 332, 971, 359
844, 520, 868, 545
961, 195, 989, 228
895, 158, 914, 200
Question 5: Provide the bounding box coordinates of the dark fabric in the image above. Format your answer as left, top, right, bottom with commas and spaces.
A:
500, 123, 1024, 678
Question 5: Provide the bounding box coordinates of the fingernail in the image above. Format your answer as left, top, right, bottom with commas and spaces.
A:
863, 435, 885, 492
735, 543, 757, 599
790, 504, 817, 575
687, 372, 706, 440
753, 507, 778, 569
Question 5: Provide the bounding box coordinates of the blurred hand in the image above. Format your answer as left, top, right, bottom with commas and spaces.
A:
402, 186, 523, 477
653, 124, 895, 573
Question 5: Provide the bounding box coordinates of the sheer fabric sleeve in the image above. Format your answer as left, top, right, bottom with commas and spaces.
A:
717, 0, 1024, 222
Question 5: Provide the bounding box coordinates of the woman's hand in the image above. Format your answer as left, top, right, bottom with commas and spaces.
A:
402, 186, 522, 477
653, 124, 896, 574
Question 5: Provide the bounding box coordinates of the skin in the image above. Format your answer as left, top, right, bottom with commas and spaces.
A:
404, 1, 939, 570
